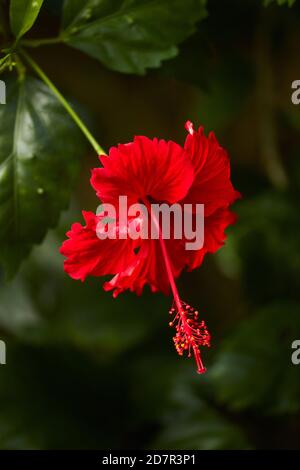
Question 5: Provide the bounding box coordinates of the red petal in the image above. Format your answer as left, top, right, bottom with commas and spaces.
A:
103, 234, 187, 297
60, 211, 136, 281
186, 207, 237, 270
103, 240, 168, 297
183, 123, 240, 216
91, 136, 194, 205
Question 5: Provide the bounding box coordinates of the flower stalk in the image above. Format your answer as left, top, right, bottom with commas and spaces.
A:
149, 202, 210, 374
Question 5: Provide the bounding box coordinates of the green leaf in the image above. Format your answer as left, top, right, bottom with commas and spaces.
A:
10, 0, 44, 39
209, 303, 300, 414
61, 0, 207, 75
0, 77, 85, 277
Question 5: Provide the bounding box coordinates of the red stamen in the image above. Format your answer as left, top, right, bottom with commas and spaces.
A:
169, 301, 210, 374
149, 204, 211, 374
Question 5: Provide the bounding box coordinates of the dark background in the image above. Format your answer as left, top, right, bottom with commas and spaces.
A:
0, 0, 300, 449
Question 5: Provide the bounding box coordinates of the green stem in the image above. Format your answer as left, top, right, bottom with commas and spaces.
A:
21, 37, 62, 48
0, 53, 10, 67
21, 50, 105, 156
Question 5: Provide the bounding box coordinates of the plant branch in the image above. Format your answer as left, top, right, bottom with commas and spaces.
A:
21, 37, 62, 48
21, 50, 105, 156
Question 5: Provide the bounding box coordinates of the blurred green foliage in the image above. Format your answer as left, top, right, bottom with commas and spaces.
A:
0, 0, 300, 450
61, 0, 207, 74
9, 0, 44, 39
0, 77, 86, 277
264, 0, 295, 6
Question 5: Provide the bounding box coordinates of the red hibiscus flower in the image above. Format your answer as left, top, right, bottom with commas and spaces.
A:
60, 121, 240, 374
